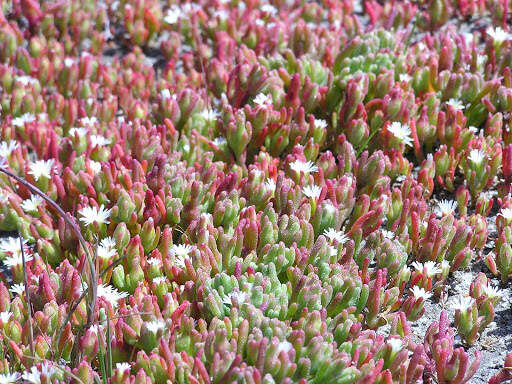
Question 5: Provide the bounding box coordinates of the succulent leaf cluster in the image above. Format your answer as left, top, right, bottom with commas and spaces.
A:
0, 0, 511, 382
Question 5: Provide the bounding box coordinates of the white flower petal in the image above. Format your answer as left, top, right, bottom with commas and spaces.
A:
468, 149, 486, 165
28, 159, 54, 181
410, 285, 432, 300
79, 205, 111, 226
387, 122, 413, 147
97, 284, 128, 307
289, 160, 318, 174
436, 200, 457, 217
302, 184, 322, 199
323, 228, 348, 244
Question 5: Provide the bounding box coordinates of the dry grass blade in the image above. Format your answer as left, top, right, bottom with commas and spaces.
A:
0, 166, 98, 366
19, 235, 35, 363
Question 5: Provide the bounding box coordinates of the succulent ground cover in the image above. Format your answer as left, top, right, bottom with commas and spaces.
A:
2, 0, 512, 382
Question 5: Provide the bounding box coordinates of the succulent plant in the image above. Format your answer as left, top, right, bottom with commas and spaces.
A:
0, 0, 511, 382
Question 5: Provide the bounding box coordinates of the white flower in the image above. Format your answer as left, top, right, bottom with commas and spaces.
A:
164, 5, 182, 24
277, 340, 293, 353
214, 9, 228, 20
410, 261, 423, 272
153, 276, 167, 285
436, 200, 457, 216
64, 58, 74, 67
411, 261, 441, 276
381, 230, 395, 239
9, 283, 25, 296
22, 362, 56, 384
89, 160, 102, 174
323, 201, 337, 214
90, 135, 111, 147
253, 93, 272, 106
97, 284, 128, 307
181, 3, 200, 13
21, 367, 41, 384
199, 109, 220, 121
160, 89, 172, 99
387, 122, 413, 147
100, 236, 116, 249
323, 228, 348, 244
0, 141, 18, 158
15, 76, 38, 86
116, 362, 131, 373
222, 291, 248, 306
79, 205, 111, 226
289, 160, 318, 174
387, 338, 403, 352
468, 125, 479, 133
328, 245, 338, 257
171, 244, 193, 258
27, 159, 54, 181
261, 4, 277, 15
20, 195, 43, 213
213, 137, 227, 147
0, 311, 11, 323
116, 115, 128, 124
12, 113, 36, 127
498, 208, 512, 220
0, 237, 27, 256
0, 237, 31, 266
452, 295, 474, 312
399, 73, 412, 82
313, 119, 328, 130
40, 362, 56, 378
482, 284, 503, 299
463, 32, 474, 43
3, 252, 33, 267
477, 55, 487, 67
146, 320, 166, 334
445, 99, 465, 110
171, 244, 194, 268
79, 116, 98, 126
487, 26, 511, 43
252, 169, 263, 179
302, 184, 322, 199
0, 372, 20, 383
69, 127, 88, 137
468, 149, 486, 165
417, 42, 427, 51
423, 261, 442, 276
410, 286, 432, 301
264, 178, 276, 192
97, 237, 116, 260
147, 257, 162, 267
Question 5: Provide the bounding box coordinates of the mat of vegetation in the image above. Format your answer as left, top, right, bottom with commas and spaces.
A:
0, 0, 512, 383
